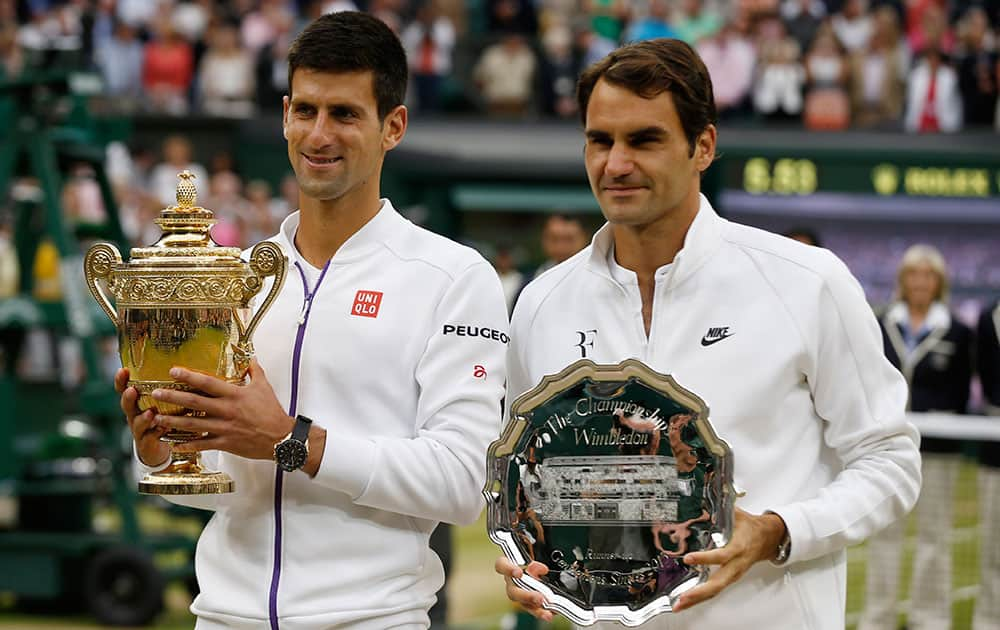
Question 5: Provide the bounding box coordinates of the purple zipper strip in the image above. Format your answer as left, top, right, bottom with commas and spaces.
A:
268, 259, 332, 630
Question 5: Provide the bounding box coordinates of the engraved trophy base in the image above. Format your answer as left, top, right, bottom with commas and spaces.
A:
139, 453, 234, 495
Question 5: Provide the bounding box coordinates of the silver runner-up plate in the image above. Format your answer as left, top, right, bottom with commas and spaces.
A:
484, 359, 736, 626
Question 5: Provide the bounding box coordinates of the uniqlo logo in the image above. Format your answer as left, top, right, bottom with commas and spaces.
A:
351, 290, 383, 318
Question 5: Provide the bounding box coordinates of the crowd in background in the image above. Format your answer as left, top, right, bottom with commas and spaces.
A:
0, 0, 998, 129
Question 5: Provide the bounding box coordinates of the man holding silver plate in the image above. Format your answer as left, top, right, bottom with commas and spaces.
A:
493, 39, 922, 629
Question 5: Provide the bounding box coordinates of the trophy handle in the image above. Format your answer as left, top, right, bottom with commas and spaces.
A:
83, 243, 122, 326
238, 241, 287, 352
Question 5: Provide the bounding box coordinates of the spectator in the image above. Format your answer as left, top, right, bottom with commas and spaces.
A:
904, 43, 963, 132
538, 23, 580, 118
369, 0, 407, 34
401, 2, 457, 113
530, 213, 588, 279
0, 216, 23, 376
956, 6, 998, 127
473, 33, 537, 116
62, 164, 107, 225
783, 226, 822, 246
241, 0, 295, 52
698, 19, 756, 118
493, 246, 524, 313
624, 0, 679, 42
859, 244, 973, 630
487, 0, 538, 34
89, 0, 117, 59
906, 0, 954, 54
576, 22, 618, 68
831, 0, 873, 53
255, 26, 294, 112
208, 149, 239, 178
270, 173, 300, 223
198, 22, 257, 117
0, 23, 24, 79
321, 0, 360, 13
780, 0, 826, 55
150, 135, 209, 208
0, 217, 18, 298
244, 179, 279, 246
753, 17, 805, 120
586, 0, 628, 43
94, 19, 144, 106
674, 0, 723, 45
142, 19, 194, 115
117, 0, 158, 29
803, 23, 851, 129
974, 299, 1000, 630
47, 2, 85, 61
850, 5, 908, 128
16, 7, 54, 67
205, 170, 248, 247
171, 0, 211, 44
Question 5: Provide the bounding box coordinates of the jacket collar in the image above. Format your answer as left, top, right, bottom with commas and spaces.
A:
885, 300, 951, 332
275, 199, 401, 265
585, 193, 725, 289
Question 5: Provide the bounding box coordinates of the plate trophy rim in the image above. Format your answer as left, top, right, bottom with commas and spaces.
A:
484, 358, 736, 626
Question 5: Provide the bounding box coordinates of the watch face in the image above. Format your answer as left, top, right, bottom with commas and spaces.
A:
276, 440, 308, 472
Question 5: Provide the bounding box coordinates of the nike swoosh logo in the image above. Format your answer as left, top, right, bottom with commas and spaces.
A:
701, 333, 734, 347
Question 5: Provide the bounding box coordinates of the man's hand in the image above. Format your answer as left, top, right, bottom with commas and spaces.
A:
150, 359, 296, 462
673, 508, 787, 612
494, 556, 554, 622
116, 368, 170, 467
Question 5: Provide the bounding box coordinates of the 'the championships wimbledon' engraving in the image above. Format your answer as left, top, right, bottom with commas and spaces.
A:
543, 397, 665, 446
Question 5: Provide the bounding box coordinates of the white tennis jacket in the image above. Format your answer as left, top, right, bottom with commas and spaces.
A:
137, 201, 508, 629
508, 195, 921, 630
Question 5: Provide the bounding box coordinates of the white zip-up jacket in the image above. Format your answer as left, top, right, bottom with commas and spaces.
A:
137, 201, 509, 629
507, 195, 921, 630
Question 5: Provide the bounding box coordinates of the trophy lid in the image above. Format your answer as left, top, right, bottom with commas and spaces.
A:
130, 170, 243, 264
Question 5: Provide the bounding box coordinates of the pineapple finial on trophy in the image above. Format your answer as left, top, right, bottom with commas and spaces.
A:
176, 170, 198, 209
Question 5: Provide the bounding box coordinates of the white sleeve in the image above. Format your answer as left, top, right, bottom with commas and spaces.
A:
769, 259, 922, 565
132, 445, 223, 511
311, 261, 509, 526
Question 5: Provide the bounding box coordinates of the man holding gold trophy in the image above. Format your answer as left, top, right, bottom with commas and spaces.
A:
494, 40, 922, 629
105, 12, 508, 630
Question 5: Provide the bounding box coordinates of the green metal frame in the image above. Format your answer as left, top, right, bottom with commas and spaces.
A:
0, 72, 197, 618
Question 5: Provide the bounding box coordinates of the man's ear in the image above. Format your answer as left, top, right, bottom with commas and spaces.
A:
382, 105, 408, 152
695, 124, 717, 173
282, 95, 290, 140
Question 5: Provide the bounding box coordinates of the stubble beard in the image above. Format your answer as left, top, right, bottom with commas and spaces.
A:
295, 170, 347, 203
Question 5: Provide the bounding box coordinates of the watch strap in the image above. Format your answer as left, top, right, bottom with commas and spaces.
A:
291, 414, 312, 443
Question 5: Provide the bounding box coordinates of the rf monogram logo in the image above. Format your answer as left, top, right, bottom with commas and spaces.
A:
574, 329, 598, 358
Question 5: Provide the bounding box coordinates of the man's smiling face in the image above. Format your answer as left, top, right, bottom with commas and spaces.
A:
283, 68, 394, 203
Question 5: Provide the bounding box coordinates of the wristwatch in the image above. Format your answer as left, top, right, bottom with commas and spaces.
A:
274, 415, 312, 472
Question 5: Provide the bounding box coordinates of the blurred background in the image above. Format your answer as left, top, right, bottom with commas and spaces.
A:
0, 0, 998, 628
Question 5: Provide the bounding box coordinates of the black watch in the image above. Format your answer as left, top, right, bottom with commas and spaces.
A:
274, 415, 312, 472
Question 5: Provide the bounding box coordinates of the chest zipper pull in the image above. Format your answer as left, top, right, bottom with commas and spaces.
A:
298, 292, 311, 326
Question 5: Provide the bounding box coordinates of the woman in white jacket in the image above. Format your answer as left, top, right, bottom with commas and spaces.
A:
904, 45, 963, 132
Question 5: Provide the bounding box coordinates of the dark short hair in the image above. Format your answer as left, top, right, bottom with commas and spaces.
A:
577, 39, 717, 157
287, 11, 407, 121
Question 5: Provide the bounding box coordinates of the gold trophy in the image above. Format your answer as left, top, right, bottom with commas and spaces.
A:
84, 171, 286, 495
